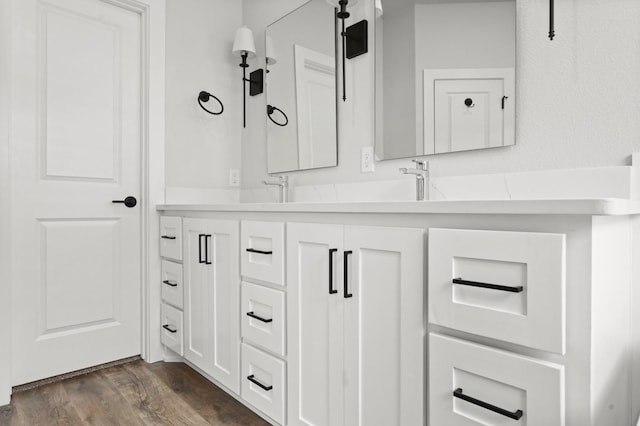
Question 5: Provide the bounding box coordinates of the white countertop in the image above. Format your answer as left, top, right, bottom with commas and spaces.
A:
156, 198, 640, 216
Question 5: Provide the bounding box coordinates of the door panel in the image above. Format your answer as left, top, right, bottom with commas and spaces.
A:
343, 226, 425, 426
11, 0, 142, 385
287, 223, 344, 426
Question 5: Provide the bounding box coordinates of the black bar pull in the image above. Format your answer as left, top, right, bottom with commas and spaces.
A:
246, 312, 273, 323
247, 375, 273, 391
453, 388, 523, 421
162, 280, 178, 287
329, 248, 338, 295
453, 278, 524, 293
161, 235, 176, 240
502, 95, 509, 110
205, 235, 212, 265
343, 250, 353, 298
162, 324, 177, 333
198, 234, 205, 264
246, 248, 273, 255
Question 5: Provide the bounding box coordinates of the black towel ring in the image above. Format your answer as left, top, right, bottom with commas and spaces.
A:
267, 104, 288, 127
198, 91, 224, 115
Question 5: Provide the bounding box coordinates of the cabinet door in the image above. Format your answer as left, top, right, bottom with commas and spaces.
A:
287, 223, 344, 426
183, 218, 240, 394
343, 226, 425, 426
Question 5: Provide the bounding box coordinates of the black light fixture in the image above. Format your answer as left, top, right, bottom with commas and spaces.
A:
549, 0, 555, 40
197, 91, 224, 115
232, 26, 264, 128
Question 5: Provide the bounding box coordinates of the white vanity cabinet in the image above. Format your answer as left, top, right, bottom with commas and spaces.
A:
182, 218, 240, 394
286, 223, 425, 426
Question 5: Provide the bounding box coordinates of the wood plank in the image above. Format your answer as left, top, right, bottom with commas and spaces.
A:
148, 362, 270, 426
9, 381, 84, 426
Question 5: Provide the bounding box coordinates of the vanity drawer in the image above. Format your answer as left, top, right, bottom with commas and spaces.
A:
160, 216, 183, 261
161, 303, 183, 356
161, 260, 183, 309
241, 282, 285, 356
241, 343, 286, 424
429, 333, 564, 426
428, 228, 566, 354
241, 221, 285, 286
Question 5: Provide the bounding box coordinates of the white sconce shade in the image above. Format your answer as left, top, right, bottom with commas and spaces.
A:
232, 26, 256, 58
265, 36, 277, 65
375, 0, 383, 17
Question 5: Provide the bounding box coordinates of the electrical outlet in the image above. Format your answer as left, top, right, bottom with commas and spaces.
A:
229, 169, 240, 187
361, 147, 375, 173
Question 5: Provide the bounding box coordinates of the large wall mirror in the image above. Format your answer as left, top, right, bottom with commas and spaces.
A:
375, 0, 516, 161
266, 0, 338, 174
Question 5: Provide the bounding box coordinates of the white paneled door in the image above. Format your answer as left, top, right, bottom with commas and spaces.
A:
11, 0, 142, 385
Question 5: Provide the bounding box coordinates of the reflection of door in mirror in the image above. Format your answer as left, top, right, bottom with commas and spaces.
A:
266, 0, 338, 174
375, 0, 516, 160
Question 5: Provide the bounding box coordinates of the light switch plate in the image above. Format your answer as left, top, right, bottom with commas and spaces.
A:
229, 169, 240, 187
361, 147, 375, 173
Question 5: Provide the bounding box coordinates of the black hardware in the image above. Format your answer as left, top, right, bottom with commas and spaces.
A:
549, 0, 555, 40
163, 280, 178, 287
453, 388, 523, 421
161, 235, 176, 240
240, 52, 249, 128
329, 248, 338, 295
205, 234, 212, 265
502, 96, 509, 110
197, 91, 224, 115
247, 69, 264, 96
246, 248, 273, 255
267, 105, 289, 127
247, 375, 273, 391
453, 278, 524, 293
198, 234, 205, 264
162, 324, 177, 333
343, 250, 353, 298
345, 20, 368, 60
464, 98, 474, 108
112, 196, 137, 208
246, 312, 273, 323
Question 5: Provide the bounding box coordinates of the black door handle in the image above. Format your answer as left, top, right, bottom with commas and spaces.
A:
329, 248, 338, 295
344, 251, 353, 298
112, 196, 137, 208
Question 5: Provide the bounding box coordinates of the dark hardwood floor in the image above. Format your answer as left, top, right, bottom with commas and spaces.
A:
0, 360, 270, 425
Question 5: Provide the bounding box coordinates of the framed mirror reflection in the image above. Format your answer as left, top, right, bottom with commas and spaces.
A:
375, 0, 516, 161
265, 0, 339, 174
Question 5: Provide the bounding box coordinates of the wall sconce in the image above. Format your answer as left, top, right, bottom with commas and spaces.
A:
232, 26, 264, 128
265, 36, 277, 73
325, 0, 368, 102
197, 91, 224, 115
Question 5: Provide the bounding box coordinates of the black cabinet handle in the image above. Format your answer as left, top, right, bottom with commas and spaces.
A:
246, 248, 273, 255
162, 324, 177, 333
343, 250, 353, 299
453, 388, 523, 420
453, 278, 523, 293
329, 248, 338, 295
247, 375, 272, 391
161, 235, 176, 240
205, 235, 212, 264
246, 312, 273, 323
162, 280, 178, 287
198, 234, 205, 264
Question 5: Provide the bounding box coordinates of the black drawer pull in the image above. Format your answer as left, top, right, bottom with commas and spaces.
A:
329, 248, 338, 295
162, 280, 178, 287
344, 250, 353, 299
162, 324, 177, 333
453, 278, 523, 293
161, 235, 176, 240
205, 234, 212, 265
198, 234, 205, 264
247, 375, 272, 391
246, 312, 273, 323
246, 248, 273, 255
453, 388, 523, 420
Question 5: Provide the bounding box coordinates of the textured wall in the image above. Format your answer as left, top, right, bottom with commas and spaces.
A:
165, 0, 242, 190
241, 0, 640, 193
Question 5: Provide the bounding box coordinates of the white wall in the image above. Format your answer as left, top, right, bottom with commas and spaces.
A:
164, 0, 242, 199
240, 0, 640, 195
0, 0, 11, 407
